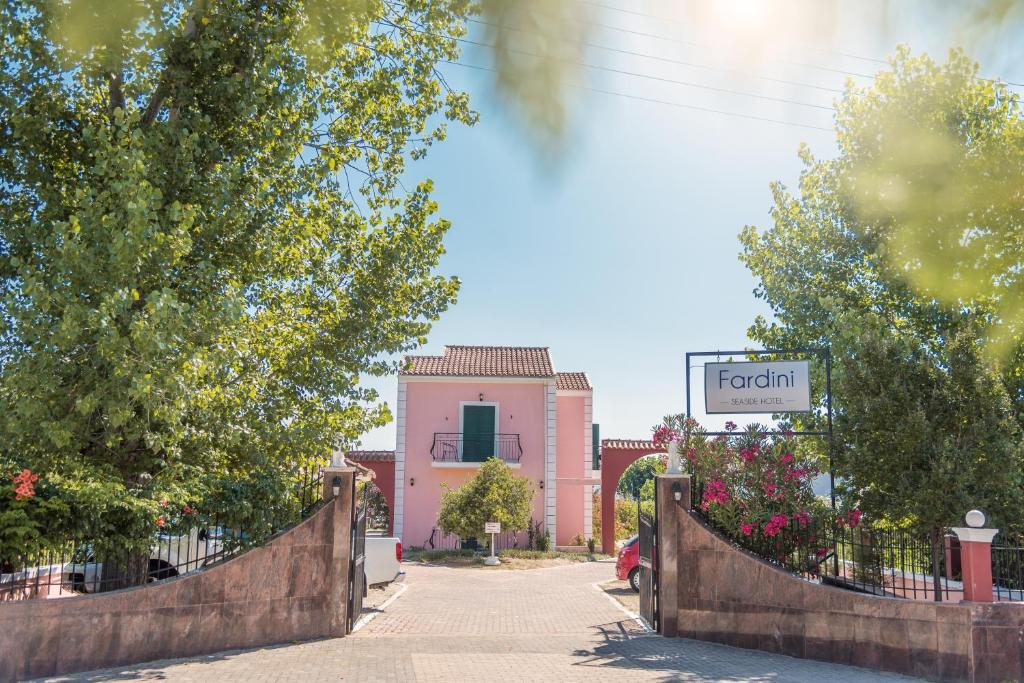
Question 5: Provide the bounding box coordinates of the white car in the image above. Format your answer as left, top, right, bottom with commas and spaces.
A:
364, 533, 403, 587
60, 527, 227, 593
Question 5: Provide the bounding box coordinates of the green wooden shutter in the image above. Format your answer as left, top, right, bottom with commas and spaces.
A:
463, 405, 495, 462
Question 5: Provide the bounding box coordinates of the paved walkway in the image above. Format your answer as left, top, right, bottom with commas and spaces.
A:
48, 560, 922, 682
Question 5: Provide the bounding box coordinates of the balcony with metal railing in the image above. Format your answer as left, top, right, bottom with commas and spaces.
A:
430, 432, 523, 466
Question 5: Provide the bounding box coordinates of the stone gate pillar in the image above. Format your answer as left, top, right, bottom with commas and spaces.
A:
655, 473, 689, 637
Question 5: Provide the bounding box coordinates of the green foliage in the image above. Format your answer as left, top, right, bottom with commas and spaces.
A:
498, 548, 595, 562
740, 49, 1024, 416
593, 488, 640, 542
358, 480, 390, 532
0, 0, 475, 550
437, 459, 534, 541
833, 316, 1024, 535
412, 548, 476, 563
740, 48, 1024, 533
680, 420, 828, 558
616, 455, 665, 500
537, 528, 551, 552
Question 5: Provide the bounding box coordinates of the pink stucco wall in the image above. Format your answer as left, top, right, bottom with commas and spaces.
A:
555, 395, 586, 546
400, 380, 547, 547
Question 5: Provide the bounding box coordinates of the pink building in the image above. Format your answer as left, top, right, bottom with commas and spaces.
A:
383, 345, 594, 549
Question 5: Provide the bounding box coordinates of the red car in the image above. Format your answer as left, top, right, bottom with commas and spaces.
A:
615, 535, 640, 592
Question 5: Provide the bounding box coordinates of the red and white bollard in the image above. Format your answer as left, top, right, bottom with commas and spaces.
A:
952, 510, 999, 602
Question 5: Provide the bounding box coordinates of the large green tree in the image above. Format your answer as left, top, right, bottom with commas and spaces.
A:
741, 48, 1024, 418
834, 315, 1023, 535
616, 455, 664, 501
740, 49, 1024, 530
0, 0, 474, 551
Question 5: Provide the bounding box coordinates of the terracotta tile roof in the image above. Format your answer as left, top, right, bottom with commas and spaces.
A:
601, 439, 667, 452
556, 372, 592, 391
346, 450, 396, 462
401, 345, 555, 378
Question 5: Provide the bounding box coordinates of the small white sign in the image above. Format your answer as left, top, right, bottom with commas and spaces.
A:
484, 522, 501, 534
705, 360, 812, 414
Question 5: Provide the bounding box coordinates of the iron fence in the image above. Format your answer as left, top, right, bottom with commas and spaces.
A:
0, 460, 325, 601
690, 479, 965, 602
429, 433, 523, 464
993, 533, 1024, 601
420, 527, 525, 552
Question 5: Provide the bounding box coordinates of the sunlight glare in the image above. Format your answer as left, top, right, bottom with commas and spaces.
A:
710, 0, 772, 34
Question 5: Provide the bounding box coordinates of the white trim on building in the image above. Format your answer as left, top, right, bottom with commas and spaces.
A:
393, 378, 407, 540
544, 379, 557, 541
583, 391, 593, 540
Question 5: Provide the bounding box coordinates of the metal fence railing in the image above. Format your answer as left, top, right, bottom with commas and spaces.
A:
1, 461, 325, 602
429, 433, 523, 464
993, 534, 1024, 602
690, 479, 967, 602
419, 527, 525, 553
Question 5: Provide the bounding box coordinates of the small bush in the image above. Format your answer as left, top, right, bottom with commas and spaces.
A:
587, 537, 596, 553
501, 549, 554, 559
416, 548, 476, 563
500, 548, 589, 562
537, 529, 551, 551
571, 532, 585, 546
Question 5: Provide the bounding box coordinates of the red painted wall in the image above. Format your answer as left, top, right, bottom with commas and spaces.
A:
600, 445, 665, 553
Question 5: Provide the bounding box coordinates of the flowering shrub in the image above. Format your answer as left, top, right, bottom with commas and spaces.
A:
13, 469, 38, 501
651, 425, 678, 447
657, 418, 842, 564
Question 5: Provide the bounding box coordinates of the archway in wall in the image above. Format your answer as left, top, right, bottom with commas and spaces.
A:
599, 440, 667, 554
346, 450, 396, 534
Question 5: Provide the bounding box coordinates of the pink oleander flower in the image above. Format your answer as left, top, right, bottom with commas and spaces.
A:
846, 509, 863, 528
762, 481, 778, 498
739, 447, 756, 463
702, 479, 730, 508
13, 469, 38, 501
155, 516, 166, 528
725, 421, 737, 431
159, 499, 168, 508
652, 425, 678, 447
763, 513, 789, 537
687, 448, 697, 463
182, 505, 196, 515
783, 429, 795, 438
780, 452, 794, 465
740, 522, 754, 536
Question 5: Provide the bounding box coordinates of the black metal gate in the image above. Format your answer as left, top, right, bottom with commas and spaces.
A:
347, 482, 367, 633
638, 486, 658, 631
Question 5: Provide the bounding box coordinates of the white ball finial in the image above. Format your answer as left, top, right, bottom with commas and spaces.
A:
965, 509, 986, 528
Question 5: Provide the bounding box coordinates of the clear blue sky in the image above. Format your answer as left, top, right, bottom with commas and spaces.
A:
358, 0, 1024, 451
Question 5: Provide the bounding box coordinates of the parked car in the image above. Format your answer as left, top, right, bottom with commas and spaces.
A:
364, 532, 403, 587
61, 526, 227, 593
616, 535, 640, 592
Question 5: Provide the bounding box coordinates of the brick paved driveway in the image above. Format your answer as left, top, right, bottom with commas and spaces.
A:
47, 559, 922, 682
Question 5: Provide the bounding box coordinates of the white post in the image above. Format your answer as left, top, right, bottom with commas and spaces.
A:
484, 531, 500, 565
667, 439, 683, 474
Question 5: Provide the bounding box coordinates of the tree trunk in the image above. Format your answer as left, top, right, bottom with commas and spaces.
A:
931, 527, 943, 602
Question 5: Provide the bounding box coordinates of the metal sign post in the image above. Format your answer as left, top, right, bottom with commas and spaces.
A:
484, 521, 501, 565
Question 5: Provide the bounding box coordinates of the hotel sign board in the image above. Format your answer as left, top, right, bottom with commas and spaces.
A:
704, 360, 812, 414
